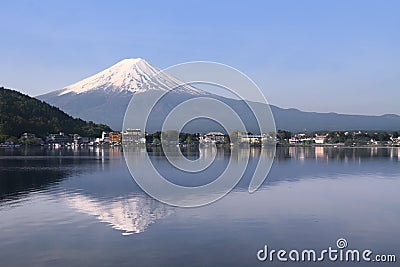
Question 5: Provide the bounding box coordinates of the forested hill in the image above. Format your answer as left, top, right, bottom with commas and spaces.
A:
0, 87, 112, 138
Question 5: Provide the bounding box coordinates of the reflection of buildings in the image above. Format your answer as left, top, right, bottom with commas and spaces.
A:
370, 147, 378, 158
315, 146, 326, 159
282, 146, 400, 161
66, 193, 173, 235
227, 146, 274, 162
289, 147, 305, 160
288, 146, 328, 160
198, 146, 218, 159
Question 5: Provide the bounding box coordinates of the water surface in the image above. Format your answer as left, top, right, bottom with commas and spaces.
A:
0, 146, 399, 266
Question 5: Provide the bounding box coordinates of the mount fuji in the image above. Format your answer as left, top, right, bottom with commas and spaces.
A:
38, 58, 210, 131
53, 58, 205, 96
38, 58, 400, 132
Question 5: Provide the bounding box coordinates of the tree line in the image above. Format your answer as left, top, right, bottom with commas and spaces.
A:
0, 87, 112, 142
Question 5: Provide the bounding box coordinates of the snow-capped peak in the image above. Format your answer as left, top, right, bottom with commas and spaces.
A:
58, 58, 205, 96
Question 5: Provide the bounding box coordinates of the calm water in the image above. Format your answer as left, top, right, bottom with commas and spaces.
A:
0, 146, 399, 266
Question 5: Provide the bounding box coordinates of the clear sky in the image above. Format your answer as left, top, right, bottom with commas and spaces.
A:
1, 0, 399, 115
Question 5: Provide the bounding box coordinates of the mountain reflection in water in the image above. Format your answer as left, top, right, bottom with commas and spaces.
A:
66, 192, 173, 235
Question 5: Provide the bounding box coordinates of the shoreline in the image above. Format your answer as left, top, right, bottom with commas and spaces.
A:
1, 143, 399, 149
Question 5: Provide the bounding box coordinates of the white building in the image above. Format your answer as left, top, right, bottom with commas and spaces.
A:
122, 129, 146, 144
314, 134, 327, 144
238, 132, 263, 144
200, 132, 226, 144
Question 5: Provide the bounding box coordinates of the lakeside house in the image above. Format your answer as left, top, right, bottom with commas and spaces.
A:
289, 134, 327, 145
238, 132, 269, 145
289, 134, 313, 145
391, 136, 400, 145
73, 134, 91, 145
198, 131, 276, 146
122, 129, 146, 144
109, 132, 122, 144
46, 132, 72, 144
314, 134, 328, 144
21, 132, 36, 139
199, 132, 226, 144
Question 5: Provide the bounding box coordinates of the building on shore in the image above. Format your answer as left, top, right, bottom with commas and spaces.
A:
109, 132, 122, 144
289, 137, 300, 145
101, 131, 108, 141
46, 132, 72, 145
100, 131, 110, 144
199, 132, 226, 144
238, 132, 265, 145
390, 136, 400, 145
289, 134, 313, 145
73, 134, 90, 145
122, 129, 146, 144
235, 132, 276, 145
314, 134, 328, 144
21, 132, 36, 139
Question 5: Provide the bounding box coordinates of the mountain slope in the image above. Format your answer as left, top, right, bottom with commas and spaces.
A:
38, 58, 209, 130
39, 90, 133, 131
0, 87, 112, 138
38, 58, 400, 132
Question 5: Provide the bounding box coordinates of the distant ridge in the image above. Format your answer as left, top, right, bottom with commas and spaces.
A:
38, 58, 400, 132
0, 87, 112, 138
270, 105, 400, 132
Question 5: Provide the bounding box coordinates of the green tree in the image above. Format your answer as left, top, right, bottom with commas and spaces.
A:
0, 87, 112, 139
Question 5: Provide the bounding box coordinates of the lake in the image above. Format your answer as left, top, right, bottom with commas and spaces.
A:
0, 146, 399, 266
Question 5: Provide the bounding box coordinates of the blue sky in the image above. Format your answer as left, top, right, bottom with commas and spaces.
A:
1, 0, 399, 115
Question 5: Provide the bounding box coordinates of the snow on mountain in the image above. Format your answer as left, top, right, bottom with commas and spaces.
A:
57, 58, 205, 96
